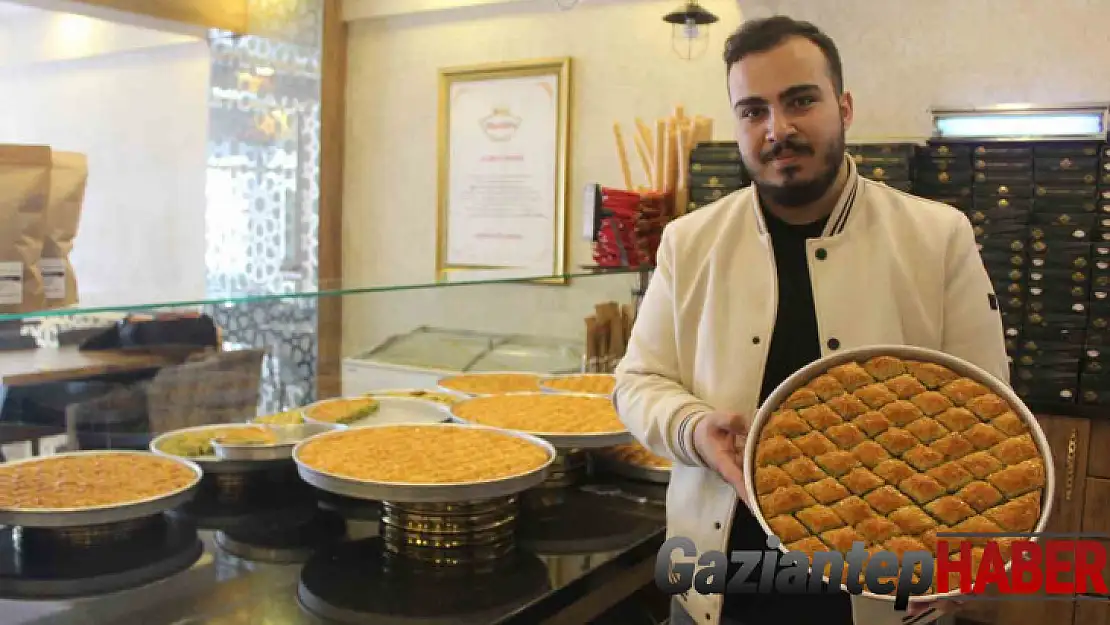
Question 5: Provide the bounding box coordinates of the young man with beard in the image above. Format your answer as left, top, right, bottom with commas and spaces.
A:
613, 15, 1008, 625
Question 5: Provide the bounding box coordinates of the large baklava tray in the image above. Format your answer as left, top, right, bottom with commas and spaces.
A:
293, 422, 557, 503
450, 392, 633, 448
743, 345, 1054, 602
0, 451, 202, 528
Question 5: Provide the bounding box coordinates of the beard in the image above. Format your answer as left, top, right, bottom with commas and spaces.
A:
747, 126, 846, 208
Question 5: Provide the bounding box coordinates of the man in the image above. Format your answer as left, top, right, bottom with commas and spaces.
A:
613, 15, 1008, 625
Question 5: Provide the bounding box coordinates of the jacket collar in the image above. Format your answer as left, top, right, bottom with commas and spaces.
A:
752, 154, 861, 238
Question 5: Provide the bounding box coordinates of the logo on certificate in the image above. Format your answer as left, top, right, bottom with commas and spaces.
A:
480, 107, 522, 142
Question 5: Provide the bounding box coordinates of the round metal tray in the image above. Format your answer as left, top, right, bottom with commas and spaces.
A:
449, 392, 633, 449
740, 344, 1057, 604
435, 371, 544, 398
149, 424, 290, 474
538, 373, 615, 397
0, 450, 202, 529
590, 453, 670, 484
213, 422, 340, 462
293, 423, 557, 504
362, 388, 463, 408
303, 396, 452, 429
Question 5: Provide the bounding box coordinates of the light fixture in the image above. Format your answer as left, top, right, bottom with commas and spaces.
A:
930, 104, 1108, 141
663, 1, 719, 60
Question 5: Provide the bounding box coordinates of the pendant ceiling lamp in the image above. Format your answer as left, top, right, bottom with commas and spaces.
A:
663, 1, 719, 60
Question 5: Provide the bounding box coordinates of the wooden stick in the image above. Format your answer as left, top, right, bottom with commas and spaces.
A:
654, 119, 666, 192
662, 118, 674, 193
676, 126, 689, 216
585, 316, 598, 373
667, 120, 679, 194
612, 123, 633, 190
632, 132, 654, 190
635, 118, 654, 163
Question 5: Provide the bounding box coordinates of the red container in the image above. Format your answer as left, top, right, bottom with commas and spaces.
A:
592, 188, 673, 268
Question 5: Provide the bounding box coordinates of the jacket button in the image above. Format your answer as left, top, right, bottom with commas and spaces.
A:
714, 522, 721, 529
828, 337, 841, 350
751, 336, 760, 345
815, 248, 828, 260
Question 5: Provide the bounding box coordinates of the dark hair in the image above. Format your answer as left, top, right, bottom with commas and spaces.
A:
723, 16, 844, 94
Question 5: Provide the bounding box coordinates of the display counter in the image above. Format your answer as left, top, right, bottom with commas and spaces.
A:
0, 469, 667, 625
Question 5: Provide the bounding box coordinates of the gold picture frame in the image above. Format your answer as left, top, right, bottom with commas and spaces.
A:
436, 57, 572, 285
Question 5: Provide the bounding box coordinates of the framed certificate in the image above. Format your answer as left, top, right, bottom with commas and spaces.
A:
436, 57, 571, 285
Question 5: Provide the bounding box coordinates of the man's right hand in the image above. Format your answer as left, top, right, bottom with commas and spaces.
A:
691, 411, 750, 501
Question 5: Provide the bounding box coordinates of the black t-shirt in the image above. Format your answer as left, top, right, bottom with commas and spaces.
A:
720, 206, 854, 624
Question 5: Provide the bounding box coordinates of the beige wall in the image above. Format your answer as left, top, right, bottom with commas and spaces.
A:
342, 0, 1110, 355
0, 8, 209, 309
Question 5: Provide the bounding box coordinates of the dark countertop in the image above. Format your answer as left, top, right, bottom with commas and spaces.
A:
0, 470, 667, 625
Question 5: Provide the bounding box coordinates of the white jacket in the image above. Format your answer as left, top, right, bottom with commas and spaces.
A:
613, 156, 1009, 625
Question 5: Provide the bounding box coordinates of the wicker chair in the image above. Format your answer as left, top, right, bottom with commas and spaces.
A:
145, 348, 266, 434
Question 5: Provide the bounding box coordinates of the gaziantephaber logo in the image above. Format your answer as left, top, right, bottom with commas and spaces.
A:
656, 533, 1108, 610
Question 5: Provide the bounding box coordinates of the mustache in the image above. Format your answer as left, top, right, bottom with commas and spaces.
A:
761, 137, 814, 163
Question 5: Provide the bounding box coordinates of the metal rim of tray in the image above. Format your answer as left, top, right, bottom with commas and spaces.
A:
293, 422, 558, 504
448, 392, 633, 449
435, 371, 545, 398
213, 422, 341, 462
589, 453, 671, 484
741, 344, 1057, 604
302, 396, 453, 430
0, 450, 202, 528
149, 424, 290, 474
538, 373, 615, 397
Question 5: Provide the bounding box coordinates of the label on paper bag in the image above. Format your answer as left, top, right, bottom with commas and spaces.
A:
40, 258, 66, 300
0, 262, 23, 305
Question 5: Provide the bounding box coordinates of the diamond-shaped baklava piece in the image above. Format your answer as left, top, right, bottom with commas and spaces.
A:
940, 378, 989, 406
761, 409, 812, 440
797, 505, 846, 534
822, 526, 866, 552
925, 496, 976, 525
782, 457, 828, 484
855, 383, 899, 409
827, 362, 874, 392
884, 374, 928, 400
805, 477, 852, 505
956, 481, 1003, 513
873, 459, 917, 485
783, 388, 820, 409
990, 411, 1028, 436
990, 434, 1037, 465
816, 450, 862, 477
876, 427, 918, 455
931, 432, 975, 460
890, 506, 937, 534
768, 515, 810, 543
841, 467, 885, 495
794, 431, 839, 457
756, 465, 796, 495
756, 435, 803, 466
799, 403, 844, 430
864, 356, 906, 381
826, 423, 867, 450
905, 417, 949, 443
899, 473, 946, 504
856, 516, 902, 543
936, 407, 979, 433
966, 394, 1009, 419
910, 391, 954, 416
826, 394, 871, 419
853, 411, 891, 437
959, 450, 1004, 479
983, 491, 1041, 532
808, 374, 846, 400
760, 485, 817, 516
987, 458, 1045, 498
851, 440, 891, 468
927, 462, 974, 493
788, 536, 829, 557
952, 516, 1004, 544
905, 361, 960, 389
964, 423, 1008, 450
831, 495, 875, 525
879, 400, 924, 427
864, 485, 913, 515
903, 445, 946, 471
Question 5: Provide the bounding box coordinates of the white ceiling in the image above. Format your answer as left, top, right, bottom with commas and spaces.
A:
0, 1, 44, 19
